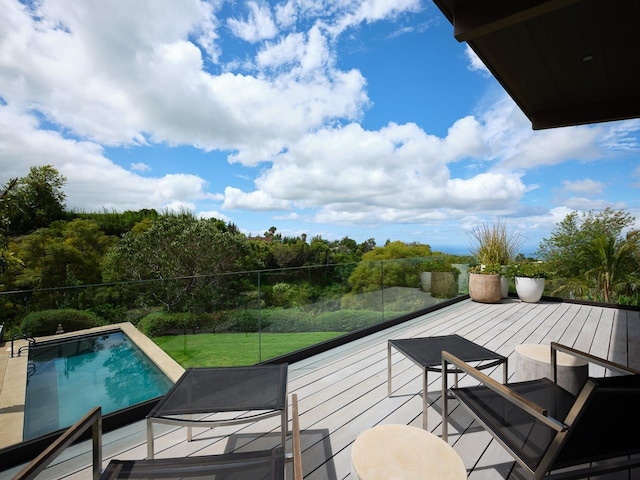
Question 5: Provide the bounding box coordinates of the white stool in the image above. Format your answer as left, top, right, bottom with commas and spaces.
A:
351, 424, 466, 480
515, 344, 588, 395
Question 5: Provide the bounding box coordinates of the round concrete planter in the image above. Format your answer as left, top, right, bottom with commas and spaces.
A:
515, 277, 545, 303
468, 273, 502, 303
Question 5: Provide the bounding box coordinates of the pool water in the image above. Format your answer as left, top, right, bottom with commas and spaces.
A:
24, 330, 173, 440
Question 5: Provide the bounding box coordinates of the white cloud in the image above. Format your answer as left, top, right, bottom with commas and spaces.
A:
464, 45, 489, 74
131, 163, 151, 172
479, 96, 603, 169
0, 0, 369, 164
227, 2, 278, 43
564, 197, 626, 211
0, 106, 211, 212
562, 179, 604, 196
222, 121, 525, 224
331, 0, 421, 35
197, 210, 231, 223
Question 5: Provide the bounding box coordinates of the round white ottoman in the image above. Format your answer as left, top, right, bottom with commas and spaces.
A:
515, 344, 588, 395
351, 424, 467, 480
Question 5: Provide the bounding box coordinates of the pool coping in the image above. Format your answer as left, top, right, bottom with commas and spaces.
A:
0, 322, 184, 449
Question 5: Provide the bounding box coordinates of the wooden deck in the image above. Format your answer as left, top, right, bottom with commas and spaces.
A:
3, 298, 639, 480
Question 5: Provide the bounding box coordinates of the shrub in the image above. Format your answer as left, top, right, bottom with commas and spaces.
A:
509, 262, 550, 279
137, 311, 222, 337
21, 309, 107, 336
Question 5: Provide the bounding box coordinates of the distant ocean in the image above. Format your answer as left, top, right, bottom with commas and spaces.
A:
430, 245, 539, 258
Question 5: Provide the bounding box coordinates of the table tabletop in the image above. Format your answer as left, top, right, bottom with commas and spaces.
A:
148, 364, 288, 418
389, 334, 506, 371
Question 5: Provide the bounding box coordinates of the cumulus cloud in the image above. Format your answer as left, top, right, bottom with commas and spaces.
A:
227, 2, 278, 43
131, 163, 151, 172
222, 121, 525, 224
562, 179, 605, 196
564, 197, 625, 211
0, 106, 211, 212
478, 97, 603, 169
464, 45, 489, 74
0, 0, 370, 163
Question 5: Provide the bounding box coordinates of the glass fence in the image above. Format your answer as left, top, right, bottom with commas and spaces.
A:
0, 257, 470, 367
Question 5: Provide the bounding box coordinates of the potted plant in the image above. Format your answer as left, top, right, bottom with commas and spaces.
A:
510, 262, 550, 303
430, 264, 460, 298
467, 221, 525, 302
468, 263, 503, 303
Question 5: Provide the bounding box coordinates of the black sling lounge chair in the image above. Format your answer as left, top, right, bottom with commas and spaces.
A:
99, 393, 303, 480
441, 343, 640, 480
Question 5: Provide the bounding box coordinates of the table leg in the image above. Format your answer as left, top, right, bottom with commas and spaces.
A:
387, 342, 393, 397
187, 413, 193, 442
503, 358, 508, 384
147, 419, 154, 460
422, 367, 428, 430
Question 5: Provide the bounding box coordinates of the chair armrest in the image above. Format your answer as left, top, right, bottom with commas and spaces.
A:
550, 342, 640, 376
441, 351, 567, 441
291, 394, 303, 480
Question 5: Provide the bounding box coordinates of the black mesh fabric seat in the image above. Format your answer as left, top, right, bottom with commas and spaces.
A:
442, 343, 640, 480
146, 365, 288, 459
99, 447, 285, 479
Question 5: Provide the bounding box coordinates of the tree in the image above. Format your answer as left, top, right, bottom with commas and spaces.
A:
102, 215, 252, 312
584, 233, 640, 303
5, 165, 67, 235
538, 208, 639, 302
348, 241, 434, 293
0, 178, 18, 271
9, 219, 115, 309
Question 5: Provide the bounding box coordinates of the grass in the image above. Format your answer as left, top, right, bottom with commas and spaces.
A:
153, 331, 344, 367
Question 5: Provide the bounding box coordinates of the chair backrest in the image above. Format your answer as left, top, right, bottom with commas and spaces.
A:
548, 374, 640, 471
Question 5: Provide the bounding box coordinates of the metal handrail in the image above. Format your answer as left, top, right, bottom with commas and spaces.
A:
13, 407, 102, 480
10, 334, 36, 358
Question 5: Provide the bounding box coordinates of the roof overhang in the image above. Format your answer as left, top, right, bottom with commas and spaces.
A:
432, 0, 640, 129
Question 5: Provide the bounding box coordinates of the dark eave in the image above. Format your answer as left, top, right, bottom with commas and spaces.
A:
433, 0, 640, 129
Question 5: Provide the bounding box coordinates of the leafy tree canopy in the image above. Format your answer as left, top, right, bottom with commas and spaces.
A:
4, 165, 67, 236
102, 215, 252, 312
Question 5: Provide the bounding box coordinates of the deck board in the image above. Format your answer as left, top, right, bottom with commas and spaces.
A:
1, 298, 638, 480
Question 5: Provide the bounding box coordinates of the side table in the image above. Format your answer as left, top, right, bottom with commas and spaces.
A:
388, 334, 507, 429
515, 343, 588, 395
351, 424, 467, 480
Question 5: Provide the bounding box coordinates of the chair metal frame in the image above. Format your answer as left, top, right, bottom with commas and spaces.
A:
442, 343, 640, 480
13, 406, 102, 480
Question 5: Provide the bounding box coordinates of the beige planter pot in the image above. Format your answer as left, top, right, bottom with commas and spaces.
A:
468, 273, 502, 303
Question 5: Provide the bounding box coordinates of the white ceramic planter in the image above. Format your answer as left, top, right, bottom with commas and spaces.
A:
515, 277, 545, 303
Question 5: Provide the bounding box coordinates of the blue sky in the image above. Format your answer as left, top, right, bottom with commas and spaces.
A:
1, 0, 639, 254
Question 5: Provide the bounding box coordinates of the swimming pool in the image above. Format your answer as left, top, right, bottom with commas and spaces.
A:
24, 329, 174, 440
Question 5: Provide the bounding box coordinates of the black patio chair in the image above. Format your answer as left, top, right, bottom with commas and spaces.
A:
99, 393, 303, 480
441, 342, 640, 480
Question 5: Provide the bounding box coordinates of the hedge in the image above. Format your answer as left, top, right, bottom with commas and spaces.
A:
20, 309, 107, 337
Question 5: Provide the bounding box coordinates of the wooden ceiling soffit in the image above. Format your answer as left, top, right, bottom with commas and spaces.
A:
452, 0, 583, 42
532, 96, 640, 130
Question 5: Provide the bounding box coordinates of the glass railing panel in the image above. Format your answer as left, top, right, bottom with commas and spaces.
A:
380, 257, 469, 321
0, 257, 470, 368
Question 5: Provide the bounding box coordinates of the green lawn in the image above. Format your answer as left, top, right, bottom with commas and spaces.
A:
153, 331, 344, 367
